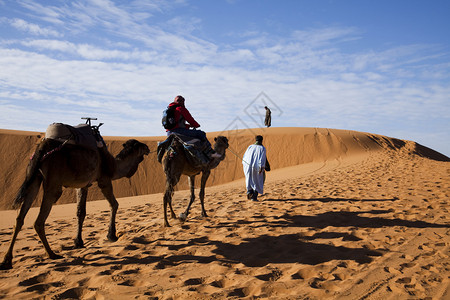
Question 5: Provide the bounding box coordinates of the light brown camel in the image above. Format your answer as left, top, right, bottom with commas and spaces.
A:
0, 138, 149, 269
162, 135, 229, 227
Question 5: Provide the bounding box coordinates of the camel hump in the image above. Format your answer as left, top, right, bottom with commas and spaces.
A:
45, 123, 99, 151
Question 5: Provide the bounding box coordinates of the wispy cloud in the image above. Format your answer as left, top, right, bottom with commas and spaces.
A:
9, 18, 61, 37
291, 27, 361, 47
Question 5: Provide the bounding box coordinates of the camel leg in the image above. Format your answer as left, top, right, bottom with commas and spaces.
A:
0, 191, 36, 269
1, 173, 42, 269
163, 181, 176, 227
74, 187, 88, 248
98, 180, 118, 242
199, 170, 211, 218
181, 176, 196, 221
166, 177, 177, 220
34, 189, 63, 259
163, 154, 184, 226
163, 167, 183, 226
168, 188, 176, 220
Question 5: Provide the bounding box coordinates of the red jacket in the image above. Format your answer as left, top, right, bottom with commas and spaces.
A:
167, 102, 200, 131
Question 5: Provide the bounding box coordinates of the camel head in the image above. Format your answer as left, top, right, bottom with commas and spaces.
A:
213, 136, 229, 158
116, 139, 150, 178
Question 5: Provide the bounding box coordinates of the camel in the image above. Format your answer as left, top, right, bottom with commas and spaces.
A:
0, 138, 149, 269
161, 134, 229, 227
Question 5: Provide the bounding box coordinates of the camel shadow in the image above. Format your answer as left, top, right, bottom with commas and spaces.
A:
264, 197, 399, 203
277, 209, 449, 229
144, 235, 380, 267
210, 233, 382, 267
50, 233, 381, 270
210, 208, 449, 230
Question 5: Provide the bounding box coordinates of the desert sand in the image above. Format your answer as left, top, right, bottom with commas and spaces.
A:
0, 127, 449, 299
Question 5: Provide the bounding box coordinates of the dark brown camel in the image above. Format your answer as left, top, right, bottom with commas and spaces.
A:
0, 138, 149, 269
162, 135, 229, 227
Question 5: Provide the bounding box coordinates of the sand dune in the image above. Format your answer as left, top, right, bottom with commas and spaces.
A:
0, 127, 449, 299
1, 127, 445, 210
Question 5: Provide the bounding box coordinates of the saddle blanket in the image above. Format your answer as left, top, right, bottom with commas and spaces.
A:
171, 133, 210, 167
45, 123, 99, 151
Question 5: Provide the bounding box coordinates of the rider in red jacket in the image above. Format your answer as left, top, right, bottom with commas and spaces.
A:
166, 96, 200, 132
158, 95, 221, 163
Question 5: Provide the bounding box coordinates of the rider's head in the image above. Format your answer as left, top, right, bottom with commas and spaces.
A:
174, 95, 185, 105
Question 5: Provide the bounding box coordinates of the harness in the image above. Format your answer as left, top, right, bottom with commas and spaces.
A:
29, 138, 71, 162
40, 138, 71, 162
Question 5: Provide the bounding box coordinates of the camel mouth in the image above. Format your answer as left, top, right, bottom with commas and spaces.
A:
140, 143, 150, 156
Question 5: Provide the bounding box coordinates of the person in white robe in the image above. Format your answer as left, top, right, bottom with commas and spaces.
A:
242, 135, 270, 201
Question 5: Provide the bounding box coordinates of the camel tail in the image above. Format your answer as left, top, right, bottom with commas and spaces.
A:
12, 141, 46, 209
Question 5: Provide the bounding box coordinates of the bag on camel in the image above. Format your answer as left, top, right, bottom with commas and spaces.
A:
162, 104, 179, 130
45, 123, 99, 151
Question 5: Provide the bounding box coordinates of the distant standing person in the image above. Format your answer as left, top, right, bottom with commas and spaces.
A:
242, 135, 270, 201
264, 106, 271, 127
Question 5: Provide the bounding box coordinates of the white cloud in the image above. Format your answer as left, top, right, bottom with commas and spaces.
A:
22, 39, 73, 52
10, 18, 62, 37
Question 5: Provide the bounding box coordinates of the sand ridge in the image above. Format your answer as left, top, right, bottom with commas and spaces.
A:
0, 127, 449, 299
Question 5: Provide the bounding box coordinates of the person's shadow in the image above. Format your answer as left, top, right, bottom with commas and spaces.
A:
211, 233, 381, 267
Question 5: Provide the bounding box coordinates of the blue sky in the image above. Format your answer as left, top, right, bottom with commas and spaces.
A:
0, 0, 449, 155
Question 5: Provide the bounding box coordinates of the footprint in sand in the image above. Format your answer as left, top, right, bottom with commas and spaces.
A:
132, 235, 152, 245
396, 277, 415, 284
384, 266, 402, 275
18, 272, 50, 287
332, 271, 350, 281
209, 278, 229, 288
54, 266, 70, 272
184, 277, 204, 286
54, 287, 86, 299
227, 287, 248, 298
19, 272, 64, 293
255, 269, 282, 281
98, 269, 113, 276
123, 244, 140, 251
122, 269, 141, 275
118, 279, 136, 286
24, 282, 64, 293
291, 267, 316, 280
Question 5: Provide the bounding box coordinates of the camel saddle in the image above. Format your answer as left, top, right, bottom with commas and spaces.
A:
171, 134, 210, 167
45, 123, 101, 151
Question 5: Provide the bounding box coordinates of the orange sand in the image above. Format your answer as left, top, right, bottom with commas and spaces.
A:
0, 127, 449, 299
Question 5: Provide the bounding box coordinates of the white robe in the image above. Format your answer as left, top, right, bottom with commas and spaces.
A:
242, 144, 267, 194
